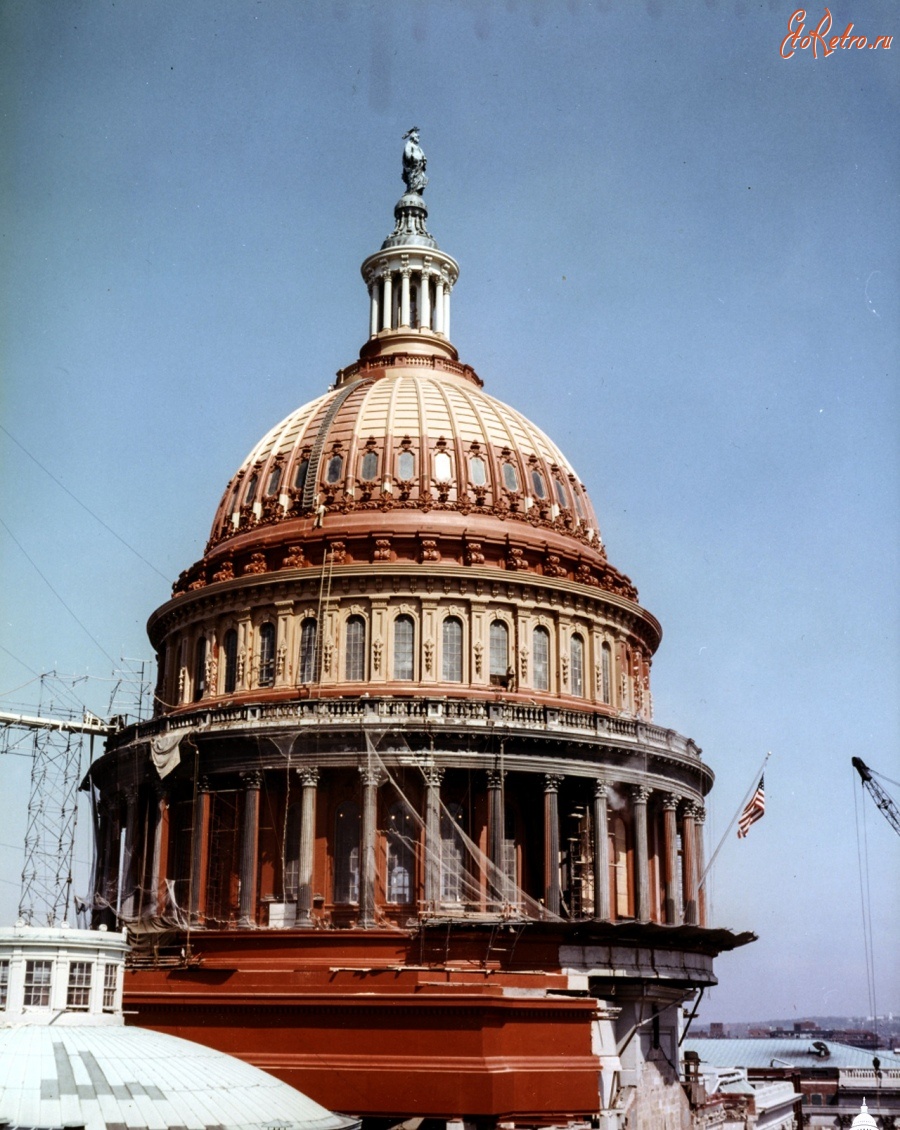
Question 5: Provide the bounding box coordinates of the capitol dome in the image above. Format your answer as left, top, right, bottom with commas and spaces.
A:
86, 133, 747, 1127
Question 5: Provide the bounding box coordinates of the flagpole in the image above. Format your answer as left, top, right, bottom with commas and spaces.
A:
698, 750, 771, 891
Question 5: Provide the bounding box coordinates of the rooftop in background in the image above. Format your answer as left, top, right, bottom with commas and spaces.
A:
684, 1038, 900, 1071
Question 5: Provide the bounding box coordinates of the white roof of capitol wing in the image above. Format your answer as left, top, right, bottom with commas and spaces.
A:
0, 1023, 358, 1130
683, 1038, 900, 1070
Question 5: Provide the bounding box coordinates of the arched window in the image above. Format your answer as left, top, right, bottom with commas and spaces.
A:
299, 618, 317, 684
570, 634, 584, 697
440, 803, 466, 903
501, 462, 519, 492
223, 629, 238, 693
193, 636, 207, 701
386, 802, 415, 904
265, 466, 282, 497
601, 642, 612, 704
325, 454, 343, 484
258, 622, 276, 687
345, 616, 366, 681
468, 455, 487, 486
294, 459, 309, 492
360, 451, 378, 481
489, 620, 509, 686
393, 615, 415, 680
554, 478, 569, 509
284, 803, 301, 900
531, 469, 547, 499
433, 451, 452, 483
533, 626, 550, 691
245, 473, 259, 504
442, 617, 463, 682
573, 486, 585, 520
397, 450, 415, 480
334, 801, 360, 904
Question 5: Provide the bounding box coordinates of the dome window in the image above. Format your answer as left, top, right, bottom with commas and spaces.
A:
245, 473, 259, 505
360, 451, 379, 481
325, 454, 344, 485
469, 455, 487, 487
334, 802, 360, 904
265, 466, 282, 497
397, 450, 415, 480
489, 620, 510, 687
501, 463, 519, 492
294, 459, 309, 491
600, 642, 612, 704
386, 802, 415, 904
223, 629, 238, 693
554, 478, 569, 509
193, 636, 208, 701
570, 635, 584, 697
393, 615, 415, 680
258, 623, 276, 687
442, 617, 463, 682
433, 451, 452, 483
299, 618, 317, 684
533, 626, 550, 691
573, 488, 585, 520
345, 615, 367, 681
531, 470, 547, 500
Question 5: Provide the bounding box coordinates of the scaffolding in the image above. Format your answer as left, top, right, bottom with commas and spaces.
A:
0, 661, 151, 925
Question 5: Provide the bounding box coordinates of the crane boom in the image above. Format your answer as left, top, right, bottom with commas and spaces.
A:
852, 757, 900, 837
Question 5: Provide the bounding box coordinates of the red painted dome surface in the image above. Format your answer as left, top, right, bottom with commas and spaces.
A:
209, 359, 601, 551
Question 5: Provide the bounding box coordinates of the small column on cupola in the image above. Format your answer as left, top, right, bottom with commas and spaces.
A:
360, 128, 460, 362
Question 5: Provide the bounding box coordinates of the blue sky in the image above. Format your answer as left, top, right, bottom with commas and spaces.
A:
1, 1, 897, 1023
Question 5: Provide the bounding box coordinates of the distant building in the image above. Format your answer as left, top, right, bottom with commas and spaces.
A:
684, 1038, 900, 1129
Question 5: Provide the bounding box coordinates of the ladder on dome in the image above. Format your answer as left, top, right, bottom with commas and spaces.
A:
313, 547, 335, 684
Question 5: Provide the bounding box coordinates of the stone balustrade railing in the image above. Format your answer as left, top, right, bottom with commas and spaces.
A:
122, 696, 703, 763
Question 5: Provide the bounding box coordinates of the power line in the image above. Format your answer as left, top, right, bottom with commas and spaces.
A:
0, 516, 118, 668
0, 423, 169, 581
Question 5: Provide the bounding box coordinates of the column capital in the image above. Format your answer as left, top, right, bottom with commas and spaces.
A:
241, 770, 263, 790
422, 765, 445, 787
594, 778, 610, 800
359, 766, 384, 788
692, 803, 706, 825
486, 769, 507, 789
543, 773, 564, 793
630, 784, 651, 804
297, 766, 320, 787
681, 799, 697, 819
662, 792, 680, 811
123, 785, 139, 806
197, 775, 212, 794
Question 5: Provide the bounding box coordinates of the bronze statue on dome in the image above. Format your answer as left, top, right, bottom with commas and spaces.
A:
402, 127, 428, 194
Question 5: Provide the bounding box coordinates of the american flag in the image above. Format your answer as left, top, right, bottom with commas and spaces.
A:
737, 776, 765, 839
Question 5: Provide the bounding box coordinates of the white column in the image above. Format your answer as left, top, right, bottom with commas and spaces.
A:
419, 270, 431, 330
443, 282, 451, 339
400, 269, 411, 327
434, 277, 445, 334
593, 780, 611, 922
382, 273, 393, 331
296, 768, 319, 925
369, 280, 380, 337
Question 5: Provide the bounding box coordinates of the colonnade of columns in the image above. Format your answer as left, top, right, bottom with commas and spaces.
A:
368, 267, 452, 337
98, 767, 708, 930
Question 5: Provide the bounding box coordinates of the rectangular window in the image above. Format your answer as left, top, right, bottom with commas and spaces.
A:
67, 961, 92, 1010
102, 964, 117, 1011
24, 960, 52, 1008
0, 960, 8, 1008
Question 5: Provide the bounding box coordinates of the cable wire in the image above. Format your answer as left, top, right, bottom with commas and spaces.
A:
0, 423, 169, 581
